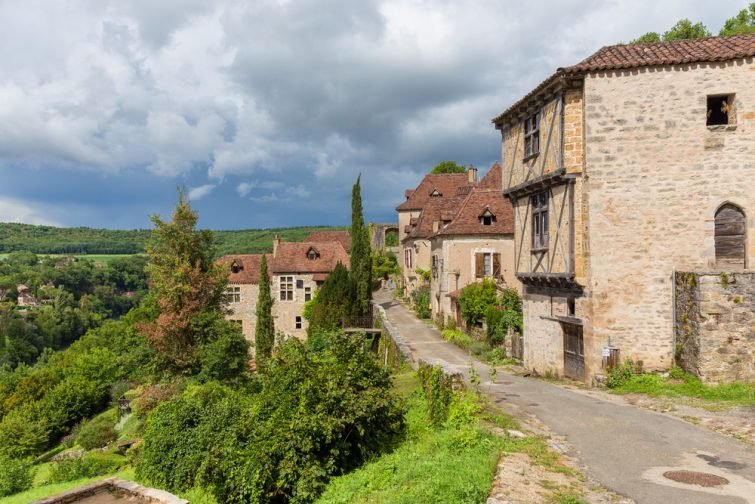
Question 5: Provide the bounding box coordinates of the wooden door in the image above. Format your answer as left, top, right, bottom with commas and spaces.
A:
715, 204, 746, 269
563, 323, 584, 380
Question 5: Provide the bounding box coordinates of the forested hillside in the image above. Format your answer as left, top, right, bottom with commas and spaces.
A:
0, 223, 346, 256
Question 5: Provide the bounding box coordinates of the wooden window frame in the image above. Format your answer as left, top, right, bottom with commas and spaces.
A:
523, 111, 540, 158
304, 286, 312, 302
279, 276, 294, 302
531, 191, 549, 252
475, 252, 501, 279
225, 285, 241, 303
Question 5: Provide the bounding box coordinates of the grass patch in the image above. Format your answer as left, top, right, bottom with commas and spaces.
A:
500, 436, 574, 476
610, 371, 755, 407
316, 371, 502, 504
0, 468, 136, 504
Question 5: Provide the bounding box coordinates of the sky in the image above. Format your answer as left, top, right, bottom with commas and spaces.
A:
0, 0, 748, 230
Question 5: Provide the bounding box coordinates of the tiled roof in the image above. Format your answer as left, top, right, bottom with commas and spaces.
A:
305, 230, 351, 252
396, 173, 471, 211
436, 188, 514, 237
270, 241, 349, 274
403, 196, 463, 241
477, 162, 502, 190
217, 254, 271, 284
493, 35, 755, 124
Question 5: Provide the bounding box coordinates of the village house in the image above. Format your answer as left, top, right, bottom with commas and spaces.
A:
218, 234, 349, 344
16, 284, 39, 308
493, 35, 754, 382
427, 163, 519, 326
397, 169, 477, 296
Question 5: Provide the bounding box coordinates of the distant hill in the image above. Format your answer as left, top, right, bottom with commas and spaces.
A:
0, 222, 347, 257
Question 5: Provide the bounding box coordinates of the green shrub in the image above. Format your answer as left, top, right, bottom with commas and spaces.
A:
485, 347, 507, 364
417, 364, 453, 427
0, 456, 34, 497
0, 404, 50, 458
47, 453, 126, 483
606, 360, 635, 389
458, 280, 497, 327
668, 366, 686, 380
441, 329, 474, 349
197, 322, 250, 384
411, 286, 431, 319
77, 411, 117, 450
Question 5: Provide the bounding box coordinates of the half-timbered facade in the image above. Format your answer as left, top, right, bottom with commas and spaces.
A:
493, 35, 755, 382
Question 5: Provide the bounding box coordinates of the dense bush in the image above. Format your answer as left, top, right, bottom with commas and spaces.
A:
138, 333, 405, 504
606, 360, 635, 388
484, 288, 523, 344
458, 280, 497, 327
411, 286, 431, 319
77, 411, 118, 450
47, 453, 127, 483
441, 329, 473, 350
197, 321, 250, 384
0, 456, 34, 497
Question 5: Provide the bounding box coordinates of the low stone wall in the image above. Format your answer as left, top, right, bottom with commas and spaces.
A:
32, 478, 187, 504
675, 271, 754, 383
373, 302, 413, 368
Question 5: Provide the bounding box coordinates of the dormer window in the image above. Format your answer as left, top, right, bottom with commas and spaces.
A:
307, 247, 320, 261
429, 188, 442, 197
479, 207, 496, 226
230, 261, 242, 274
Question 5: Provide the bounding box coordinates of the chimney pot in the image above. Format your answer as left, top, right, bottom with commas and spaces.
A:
273, 234, 280, 256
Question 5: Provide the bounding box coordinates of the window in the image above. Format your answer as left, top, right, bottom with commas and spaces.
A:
296, 279, 304, 289
307, 247, 319, 260
479, 208, 495, 226
404, 248, 413, 268
279, 276, 294, 301
230, 261, 242, 274
475, 252, 501, 279
531, 191, 549, 251
295, 316, 302, 329
524, 111, 540, 157
429, 188, 441, 197
715, 203, 746, 269
707, 94, 734, 126
304, 287, 312, 301
567, 298, 576, 317
225, 286, 241, 303
431, 255, 439, 279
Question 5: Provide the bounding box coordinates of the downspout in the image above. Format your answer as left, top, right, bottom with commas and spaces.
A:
671, 267, 676, 367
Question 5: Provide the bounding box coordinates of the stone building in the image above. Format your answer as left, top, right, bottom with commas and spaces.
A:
426, 163, 519, 325
492, 35, 754, 382
218, 235, 349, 344
397, 169, 477, 296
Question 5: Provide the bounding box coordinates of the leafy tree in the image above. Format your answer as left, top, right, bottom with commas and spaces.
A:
458, 280, 498, 328
139, 191, 228, 373
198, 320, 250, 384
371, 249, 399, 281
349, 176, 372, 316
309, 263, 351, 332
485, 288, 523, 345
0, 456, 33, 497
720, 3, 755, 35
430, 160, 467, 174
631, 32, 661, 44
255, 255, 274, 366
632, 18, 711, 44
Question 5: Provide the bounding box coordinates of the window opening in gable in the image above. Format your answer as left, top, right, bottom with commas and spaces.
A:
230, 262, 242, 274
429, 188, 441, 197
524, 111, 540, 158
707, 94, 734, 126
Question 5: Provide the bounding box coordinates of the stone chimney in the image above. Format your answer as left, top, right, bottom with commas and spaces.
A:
273, 234, 280, 257
432, 221, 439, 233
468, 165, 477, 184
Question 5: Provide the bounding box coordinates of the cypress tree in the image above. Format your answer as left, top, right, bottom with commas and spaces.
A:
255, 254, 274, 365
350, 175, 372, 316
309, 262, 351, 332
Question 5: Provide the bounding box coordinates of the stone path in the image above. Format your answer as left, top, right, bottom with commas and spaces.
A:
374, 290, 755, 504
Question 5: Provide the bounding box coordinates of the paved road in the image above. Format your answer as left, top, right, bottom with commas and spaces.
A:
374, 290, 755, 504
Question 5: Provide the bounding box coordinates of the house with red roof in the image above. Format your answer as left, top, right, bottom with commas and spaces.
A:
217, 234, 349, 343
493, 35, 755, 382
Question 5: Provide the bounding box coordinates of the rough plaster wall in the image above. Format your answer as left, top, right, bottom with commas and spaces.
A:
402, 238, 431, 297
226, 283, 260, 344
584, 61, 755, 371
676, 271, 754, 383
273, 273, 315, 339
522, 286, 565, 375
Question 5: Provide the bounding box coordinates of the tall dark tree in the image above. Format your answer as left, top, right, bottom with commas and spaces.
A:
349, 176, 372, 316
308, 262, 351, 332
255, 255, 274, 365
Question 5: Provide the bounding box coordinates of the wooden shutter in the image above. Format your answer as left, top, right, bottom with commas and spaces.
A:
493, 253, 501, 276
475, 253, 483, 278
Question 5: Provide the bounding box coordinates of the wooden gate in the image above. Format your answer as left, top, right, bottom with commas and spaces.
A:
715, 204, 746, 269
563, 323, 584, 380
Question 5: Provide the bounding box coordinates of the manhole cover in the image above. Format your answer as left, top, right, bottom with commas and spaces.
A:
663, 470, 729, 487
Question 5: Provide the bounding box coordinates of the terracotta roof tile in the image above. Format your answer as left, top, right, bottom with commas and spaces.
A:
396, 173, 471, 211
478, 162, 502, 190
217, 254, 272, 284
436, 188, 514, 237
304, 230, 351, 252
493, 35, 755, 124
403, 196, 464, 241
270, 241, 349, 274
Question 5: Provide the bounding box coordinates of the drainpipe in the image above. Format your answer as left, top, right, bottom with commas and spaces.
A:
671, 267, 676, 367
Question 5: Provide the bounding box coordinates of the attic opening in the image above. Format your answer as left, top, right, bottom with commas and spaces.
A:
230, 261, 243, 274
479, 207, 496, 226
429, 188, 442, 197
707, 94, 734, 126
307, 247, 320, 261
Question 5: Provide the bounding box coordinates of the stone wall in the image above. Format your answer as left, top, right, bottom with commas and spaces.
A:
583, 60, 755, 373
675, 271, 754, 383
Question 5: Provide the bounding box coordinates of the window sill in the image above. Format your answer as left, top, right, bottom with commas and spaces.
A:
707, 124, 737, 132
523, 152, 540, 162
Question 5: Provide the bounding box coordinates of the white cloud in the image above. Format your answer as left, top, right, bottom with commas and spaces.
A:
236, 181, 254, 197
0, 197, 62, 226
188, 184, 216, 201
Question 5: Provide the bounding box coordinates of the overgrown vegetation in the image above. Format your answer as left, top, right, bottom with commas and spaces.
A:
430, 160, 467, 174
630, 3, 754, 43
411, 286, 431, 319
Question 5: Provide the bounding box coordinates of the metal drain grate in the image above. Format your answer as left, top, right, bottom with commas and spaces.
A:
663, 470, 729, 487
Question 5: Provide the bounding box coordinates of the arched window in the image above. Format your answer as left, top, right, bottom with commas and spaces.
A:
715, 204, 746, 269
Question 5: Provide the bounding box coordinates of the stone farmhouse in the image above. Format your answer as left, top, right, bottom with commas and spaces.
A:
218, 231, 350, 344
492, 35, 754, 382
399, 164, 520, 325
397, 168, 478, 296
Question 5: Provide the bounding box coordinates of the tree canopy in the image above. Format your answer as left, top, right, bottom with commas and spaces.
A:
630, 4, 755, 44
430, 161, 467, 174
255, 255, 274, 365
720, 3, 755, 36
